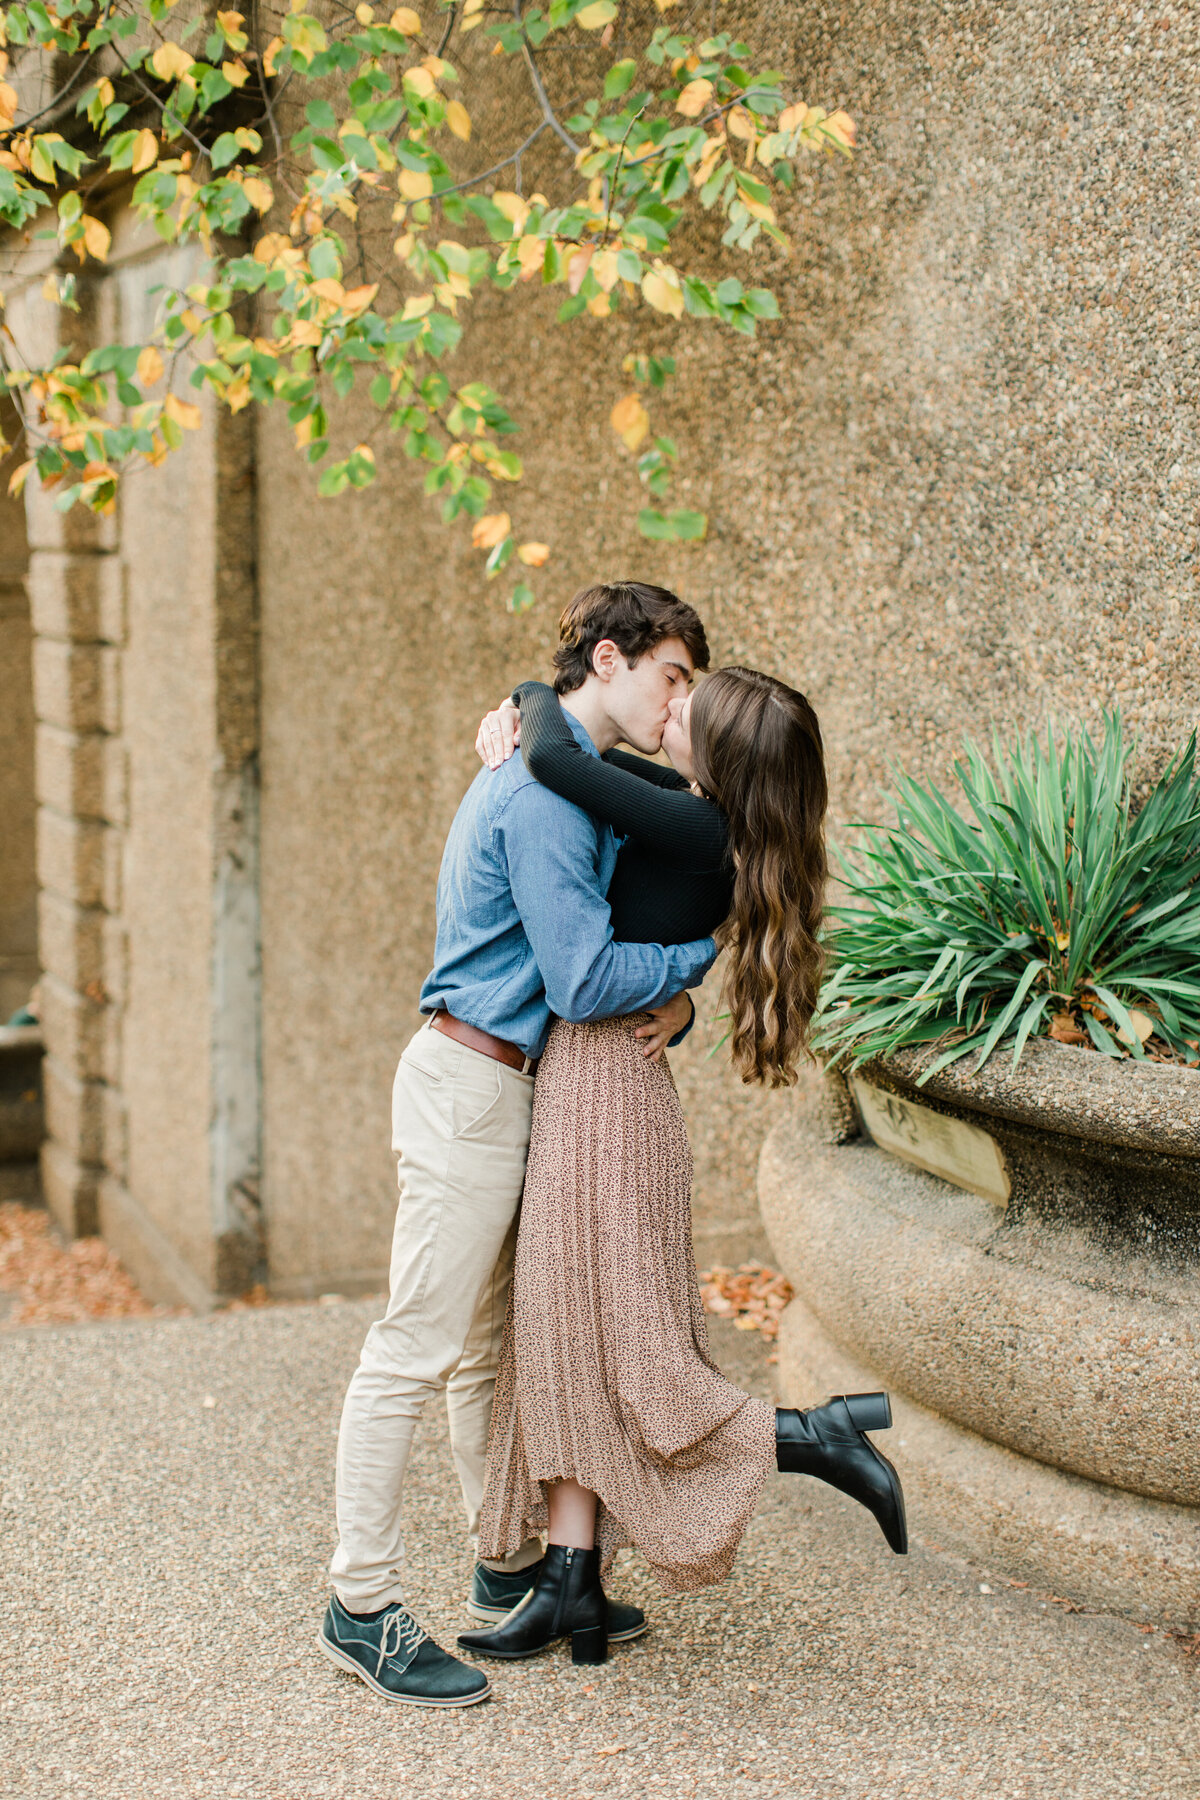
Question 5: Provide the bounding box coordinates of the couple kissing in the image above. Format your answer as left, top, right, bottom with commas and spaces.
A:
317, 579, 907, 1707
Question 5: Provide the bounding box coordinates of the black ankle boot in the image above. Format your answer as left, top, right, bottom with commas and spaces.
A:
776, 1391, 908, 1554
457, 1544, 608, 1664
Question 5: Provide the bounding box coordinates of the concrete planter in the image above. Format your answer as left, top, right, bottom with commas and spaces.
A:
759, 1038, 1200, 1628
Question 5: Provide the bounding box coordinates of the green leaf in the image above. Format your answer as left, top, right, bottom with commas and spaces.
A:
210, 132, 241, 170
605, 59, 637, 100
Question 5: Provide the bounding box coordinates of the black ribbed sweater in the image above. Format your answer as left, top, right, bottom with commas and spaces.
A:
512, 680, 733, 946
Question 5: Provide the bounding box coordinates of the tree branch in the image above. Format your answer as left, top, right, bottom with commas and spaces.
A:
514, 1, 580, 159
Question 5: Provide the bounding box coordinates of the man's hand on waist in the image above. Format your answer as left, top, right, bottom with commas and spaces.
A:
632, 990, 694, 1063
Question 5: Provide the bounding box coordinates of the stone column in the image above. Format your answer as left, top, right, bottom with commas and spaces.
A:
9, 267, 122, 1241
13, 220, 263, 1308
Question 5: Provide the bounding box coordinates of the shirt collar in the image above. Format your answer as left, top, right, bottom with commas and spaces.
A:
563, 708, 602, 759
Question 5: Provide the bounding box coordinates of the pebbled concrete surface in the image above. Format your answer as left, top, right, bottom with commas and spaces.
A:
1, 1300, 1196, 1800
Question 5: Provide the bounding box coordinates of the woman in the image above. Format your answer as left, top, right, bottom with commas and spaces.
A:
458, 668, 905, 1667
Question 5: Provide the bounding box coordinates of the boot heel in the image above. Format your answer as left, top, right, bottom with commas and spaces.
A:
841, 1391, 892, 1433
571, 1626, 608, 1665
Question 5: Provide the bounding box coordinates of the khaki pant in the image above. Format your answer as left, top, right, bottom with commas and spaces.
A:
330, 1020, 541, 1613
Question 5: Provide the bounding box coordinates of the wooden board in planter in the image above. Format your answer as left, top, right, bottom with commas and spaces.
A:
850, 1076, 1011, 1206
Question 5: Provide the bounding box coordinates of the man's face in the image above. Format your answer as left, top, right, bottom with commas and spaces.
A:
605, 636, 696, 755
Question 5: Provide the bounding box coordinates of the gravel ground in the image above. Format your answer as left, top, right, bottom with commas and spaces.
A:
1, 1300, 1195, 1800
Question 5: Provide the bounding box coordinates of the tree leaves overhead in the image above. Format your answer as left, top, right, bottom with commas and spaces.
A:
0, 0, 854, 609
814, 715, 1200, 1082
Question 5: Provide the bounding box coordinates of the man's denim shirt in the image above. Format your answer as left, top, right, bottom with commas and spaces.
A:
420, 711, 716, 1060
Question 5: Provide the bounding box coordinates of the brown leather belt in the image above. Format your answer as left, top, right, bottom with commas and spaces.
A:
430, 1009, 538, 1076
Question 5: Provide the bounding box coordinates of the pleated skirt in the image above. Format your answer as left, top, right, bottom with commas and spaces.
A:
476, 1015, 776, 1595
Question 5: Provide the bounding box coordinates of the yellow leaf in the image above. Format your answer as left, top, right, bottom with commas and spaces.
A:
0, 82, 17, 129
390, 6, 422, 31
351, 442, 376, 465
401, 293, 434, 320
777, 102, 814, 135
692, 131, 726, 188
262, 35, 284, 75
355, 2, 374, 21
739, 190, 776, 224
131, 129, 159, 174
591, 249, 619, 291
151, 41, 194, 81
674, 77, 712, 118
610, 392, 650, 451
217, 9, 245, 31
586, 290, 611, 317
179, 308, 203, 335
726, 105, 756, 141
30, 140, 56, 184
311, 278, 346, 305
491, 190, 530, 231
516, 234, 545, 279
517, 541, 550, 567
41, 273, 59, 301
222, 59, 250, 87
253, 231, 293, 266
397, 166, 432, 200
472, 512, 510, 550
403, 64, 435, 96
164, 392, 203, 431
7, 459, 33, 498
81, 215, 110, 262
287, 319, 324, 347
575, 0, 616, 27
242, 176, 274, 213
137, 346, 164, 387
824, 109, 856, 149
392, 231, 415, 260
341, 282, 379, 316
460, 0, 485, 28
446, 99, 471, 141
641, 266, 684, 318
294, 411, 320, 445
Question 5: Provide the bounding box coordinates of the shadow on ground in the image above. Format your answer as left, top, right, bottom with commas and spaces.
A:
1, 1301, 1194, 1799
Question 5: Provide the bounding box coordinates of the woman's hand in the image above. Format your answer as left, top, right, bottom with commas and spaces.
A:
475, 698, 521, 769
633, 991, 695, 1062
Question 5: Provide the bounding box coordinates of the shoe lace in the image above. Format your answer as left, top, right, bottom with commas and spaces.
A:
376, 1609, 427, 1678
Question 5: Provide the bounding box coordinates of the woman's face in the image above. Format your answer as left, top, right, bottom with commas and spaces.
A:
661, 691, 696, 783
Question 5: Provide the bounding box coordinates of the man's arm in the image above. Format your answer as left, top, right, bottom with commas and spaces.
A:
497, 782, 716, 1024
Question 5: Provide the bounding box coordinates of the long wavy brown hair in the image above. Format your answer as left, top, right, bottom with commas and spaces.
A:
691, 666, 828, 1087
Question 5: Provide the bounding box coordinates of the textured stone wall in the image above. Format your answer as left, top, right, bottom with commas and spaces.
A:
257, 0, 1200, 1290
9, 0, 1198, 1298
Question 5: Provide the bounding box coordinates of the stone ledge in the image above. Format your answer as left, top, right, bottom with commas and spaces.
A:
871, 1037, 1200, 1160
777, 1295, 1200, 1631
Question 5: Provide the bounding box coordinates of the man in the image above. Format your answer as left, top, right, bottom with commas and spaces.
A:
318, 581, 716, 1706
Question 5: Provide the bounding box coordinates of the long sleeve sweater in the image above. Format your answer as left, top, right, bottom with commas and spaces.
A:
512, 679, 734, 946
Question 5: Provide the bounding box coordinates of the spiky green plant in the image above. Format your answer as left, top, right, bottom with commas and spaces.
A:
814, 713, 1200, 1084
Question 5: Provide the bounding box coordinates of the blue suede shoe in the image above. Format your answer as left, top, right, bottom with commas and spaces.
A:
318, 1597, 491, 1707
467, 1558, 649, 1642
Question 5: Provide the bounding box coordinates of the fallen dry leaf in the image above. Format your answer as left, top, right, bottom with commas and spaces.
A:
698, 1262, 794, 1341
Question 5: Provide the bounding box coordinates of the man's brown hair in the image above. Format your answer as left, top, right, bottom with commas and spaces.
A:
551, 580, 710, 695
